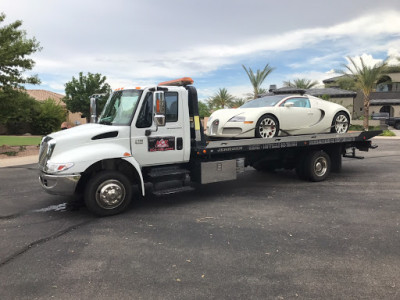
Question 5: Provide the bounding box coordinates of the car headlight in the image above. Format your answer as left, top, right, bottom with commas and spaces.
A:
228, 115, 246, 122
46, 162, 75, 173
208, 116, 213, 123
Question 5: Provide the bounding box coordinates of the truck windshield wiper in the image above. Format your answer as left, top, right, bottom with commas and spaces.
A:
99, 120, 112, 125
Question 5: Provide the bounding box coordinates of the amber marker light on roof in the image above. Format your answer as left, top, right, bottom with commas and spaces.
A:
158, 77, 194, 86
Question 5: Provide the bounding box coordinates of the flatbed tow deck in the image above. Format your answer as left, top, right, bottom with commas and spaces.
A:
191, 131, 381, 183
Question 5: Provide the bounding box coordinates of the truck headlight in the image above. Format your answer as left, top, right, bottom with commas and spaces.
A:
46, 162, 74, 173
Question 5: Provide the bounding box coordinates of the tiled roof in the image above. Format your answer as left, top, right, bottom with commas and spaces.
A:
370, 99, 400, 105
266, 87, 356, 98
306, 88, 357, 98
322, 74, 354, 83
370, 91, 400, 100
26, 90, 65, 105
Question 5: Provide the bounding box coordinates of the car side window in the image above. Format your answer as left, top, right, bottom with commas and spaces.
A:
165, 92, 178, 122
136, 93, 153, 128
282, 97, 310, 108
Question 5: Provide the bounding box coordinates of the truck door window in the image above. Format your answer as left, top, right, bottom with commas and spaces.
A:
136, 93, 153, 128
165, 92, 178, 122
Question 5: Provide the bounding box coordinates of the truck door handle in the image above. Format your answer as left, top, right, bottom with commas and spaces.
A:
167, 126, 182, 130
177, 138, 183, 150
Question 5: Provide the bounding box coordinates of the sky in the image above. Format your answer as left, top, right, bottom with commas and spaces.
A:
2, 0, 400, 101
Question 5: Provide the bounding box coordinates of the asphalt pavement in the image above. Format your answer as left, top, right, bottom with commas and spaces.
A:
0, 139, 399, 299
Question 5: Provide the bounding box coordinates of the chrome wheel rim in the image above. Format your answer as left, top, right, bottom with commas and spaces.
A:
314, 157, 328, 177
335, 114, 348, 134
258, 118, 277, 138
95, 179, 126, 210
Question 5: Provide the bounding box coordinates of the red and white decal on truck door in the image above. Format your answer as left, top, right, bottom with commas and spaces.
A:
148, 137, 175, 152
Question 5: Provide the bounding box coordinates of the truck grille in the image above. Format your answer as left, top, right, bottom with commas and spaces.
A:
38, 137, 54, 169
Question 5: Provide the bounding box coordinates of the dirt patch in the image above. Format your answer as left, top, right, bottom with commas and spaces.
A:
0, 145, 39, 160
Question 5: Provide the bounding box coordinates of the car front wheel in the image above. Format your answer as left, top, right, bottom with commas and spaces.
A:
331, 112, 349, 134
255, 114, 279, 138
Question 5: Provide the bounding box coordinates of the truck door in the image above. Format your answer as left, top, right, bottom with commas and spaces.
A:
130, 91, 186, 166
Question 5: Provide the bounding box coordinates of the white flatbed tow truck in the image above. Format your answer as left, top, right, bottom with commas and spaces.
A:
38, 77, 381, 216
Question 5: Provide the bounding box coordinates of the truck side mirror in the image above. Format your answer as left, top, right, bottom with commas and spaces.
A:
90, 97, 98, 123
154, 91, 166, 126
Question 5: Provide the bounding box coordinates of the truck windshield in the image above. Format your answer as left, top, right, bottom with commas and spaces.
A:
98, 89, 143, 125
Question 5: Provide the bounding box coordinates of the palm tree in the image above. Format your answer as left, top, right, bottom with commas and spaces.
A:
231, 98, 246, 108
283, 78, 319, 89
343, 56, 387, 130
242, 64, 274, 99
244, 87, 268, 100
207, 88, 235, 110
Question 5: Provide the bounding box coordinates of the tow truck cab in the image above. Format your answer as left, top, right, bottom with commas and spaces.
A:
39, 77, 380, 216
39, 78, 206, 215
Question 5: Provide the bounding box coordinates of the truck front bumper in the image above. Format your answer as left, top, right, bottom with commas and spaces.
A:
39, 171, 81, 196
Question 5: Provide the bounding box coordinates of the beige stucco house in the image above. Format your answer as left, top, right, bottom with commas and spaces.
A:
323, 71, 400, 119
26, 90, 87, 126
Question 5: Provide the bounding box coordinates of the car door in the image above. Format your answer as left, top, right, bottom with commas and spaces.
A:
278, 97, 321, 133
130, 91, 185, 167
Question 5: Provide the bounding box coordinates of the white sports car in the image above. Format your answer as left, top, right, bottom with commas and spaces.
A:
206, 94, 350, 138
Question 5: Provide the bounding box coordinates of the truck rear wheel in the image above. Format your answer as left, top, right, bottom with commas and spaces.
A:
304, 150, 331, 182
84, 171, 133, 216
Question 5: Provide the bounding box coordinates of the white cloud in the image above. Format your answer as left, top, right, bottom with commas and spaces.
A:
29, 10, 400, 87
387, 48, 400, 65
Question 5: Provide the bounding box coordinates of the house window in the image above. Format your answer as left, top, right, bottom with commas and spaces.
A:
376, 76, 392, 92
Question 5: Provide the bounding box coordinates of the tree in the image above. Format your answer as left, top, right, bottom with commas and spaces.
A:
0, 90, 40, 134
283, 78, 319, 89
198, 101, 211, 118
242, 63, 274, 99
0, 13, 41, 90
63, 72, 111, 122
207, 88, 235, 110
231, 98, 246, 108
244, 87, 268, 100
342, 57, 387, 130
336, 75, 357, 91
32, 99, 67, 135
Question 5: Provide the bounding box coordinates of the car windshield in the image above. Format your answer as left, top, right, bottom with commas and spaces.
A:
240, 95, 287, 108
99, 89, 143, 125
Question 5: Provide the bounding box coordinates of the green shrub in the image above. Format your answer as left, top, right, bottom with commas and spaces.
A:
380, 130, 396, 136
32, 98, 67, 135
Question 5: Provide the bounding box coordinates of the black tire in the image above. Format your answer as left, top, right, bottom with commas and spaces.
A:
331, 111, 350, 134
304, 150, 331, 182
84, 171, 133, 216
395, 122, 400, 130
255, 114, 279, 138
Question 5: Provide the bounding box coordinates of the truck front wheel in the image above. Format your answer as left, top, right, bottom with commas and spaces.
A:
84, 171, 133, 216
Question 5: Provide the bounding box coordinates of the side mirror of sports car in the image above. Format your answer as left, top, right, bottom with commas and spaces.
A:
284, 102, 294, 108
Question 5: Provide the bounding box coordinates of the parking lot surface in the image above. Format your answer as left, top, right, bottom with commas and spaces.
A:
0, 139, 399, 299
